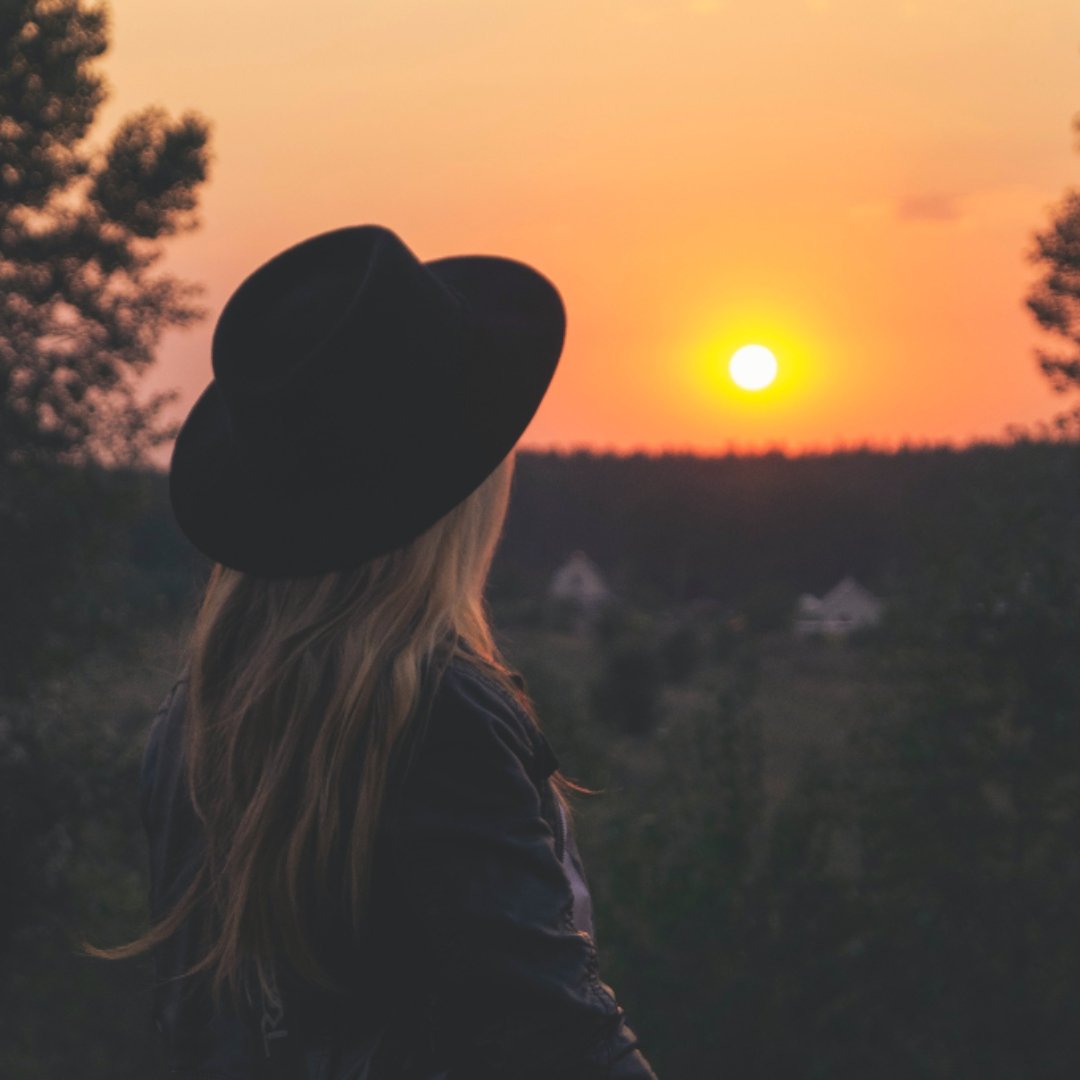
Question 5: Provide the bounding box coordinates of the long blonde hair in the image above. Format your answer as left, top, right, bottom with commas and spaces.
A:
90, 451, 579, 1003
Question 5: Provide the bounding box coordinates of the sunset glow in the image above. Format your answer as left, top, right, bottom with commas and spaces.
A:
99, 0, 1080, 457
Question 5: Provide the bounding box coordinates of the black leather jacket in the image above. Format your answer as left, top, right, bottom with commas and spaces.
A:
140, 655, 659, 1079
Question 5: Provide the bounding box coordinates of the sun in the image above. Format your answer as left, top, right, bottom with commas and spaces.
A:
728, 344, 778, 391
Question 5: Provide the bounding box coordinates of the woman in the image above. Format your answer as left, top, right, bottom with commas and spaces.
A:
95, 226, 659, 1078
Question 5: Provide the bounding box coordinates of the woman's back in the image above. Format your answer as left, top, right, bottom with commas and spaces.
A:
142, 654, 656, 1078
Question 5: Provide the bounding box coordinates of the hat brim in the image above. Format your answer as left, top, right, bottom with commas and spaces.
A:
169, 253, 564, 578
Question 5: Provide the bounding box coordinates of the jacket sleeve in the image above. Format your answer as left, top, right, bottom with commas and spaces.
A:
384, 666, 659, 1080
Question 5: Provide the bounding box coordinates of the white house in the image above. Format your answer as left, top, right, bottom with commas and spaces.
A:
794, 576, 884, 638
548, 551, 611, 618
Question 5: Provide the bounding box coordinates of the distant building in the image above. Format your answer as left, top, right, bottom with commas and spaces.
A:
794, 576, 884, 638
548, 551, 612, 620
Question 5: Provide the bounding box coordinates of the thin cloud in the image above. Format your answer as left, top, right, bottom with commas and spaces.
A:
896, 192, 963, 222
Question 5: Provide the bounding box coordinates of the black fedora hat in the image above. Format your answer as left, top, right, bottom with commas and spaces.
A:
169, 225, 565, 578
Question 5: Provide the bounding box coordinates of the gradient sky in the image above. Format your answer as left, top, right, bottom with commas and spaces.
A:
100, 0, 1080, 455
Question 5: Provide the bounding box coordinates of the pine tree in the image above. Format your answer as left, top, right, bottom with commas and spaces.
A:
0, 0, 210, 466
1026, 116, 1080, 433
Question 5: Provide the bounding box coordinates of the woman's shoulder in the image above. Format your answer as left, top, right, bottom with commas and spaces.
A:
427, 655, 534, 745
413, 654, 558, 780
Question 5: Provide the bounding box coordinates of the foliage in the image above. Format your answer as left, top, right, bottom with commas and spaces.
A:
591, 634, 663, 736
7, 445, 1080, 1078
0, 705, 74, 960
659, 621, 700, 683
0, 460, 205, 695
0, 11, 211, 1060
516, 445, 1080, 1077
0, 0, 209, 689
1025, 116, 1080, 432
0, 636, 169, 1079
837, 441, 1080, 1078
0, 0, 210, 466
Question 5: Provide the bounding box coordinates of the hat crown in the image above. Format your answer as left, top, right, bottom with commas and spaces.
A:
210, 226, 467, 490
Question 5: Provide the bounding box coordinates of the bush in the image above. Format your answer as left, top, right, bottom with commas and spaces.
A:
591, 638, 662, 736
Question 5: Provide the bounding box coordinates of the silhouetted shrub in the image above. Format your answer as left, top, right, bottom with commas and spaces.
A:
591, 639, 662, 736
659, 622, 701, 683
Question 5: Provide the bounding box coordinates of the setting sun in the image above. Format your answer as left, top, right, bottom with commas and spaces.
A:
728, 345, 778, 392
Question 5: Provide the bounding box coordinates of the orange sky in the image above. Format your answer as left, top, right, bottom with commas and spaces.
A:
100, 0, 1080, 455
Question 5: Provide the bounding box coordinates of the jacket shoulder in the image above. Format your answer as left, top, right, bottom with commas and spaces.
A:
413, 655, 557, 779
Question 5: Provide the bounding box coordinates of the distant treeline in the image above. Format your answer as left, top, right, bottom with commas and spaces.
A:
496, 439, 1080, 616
7, 439, 1076, 688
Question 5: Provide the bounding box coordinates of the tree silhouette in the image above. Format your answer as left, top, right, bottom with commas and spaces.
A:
1026, 116, 1080, 432
0, 0, 210, 466
0, 1, 211, 688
